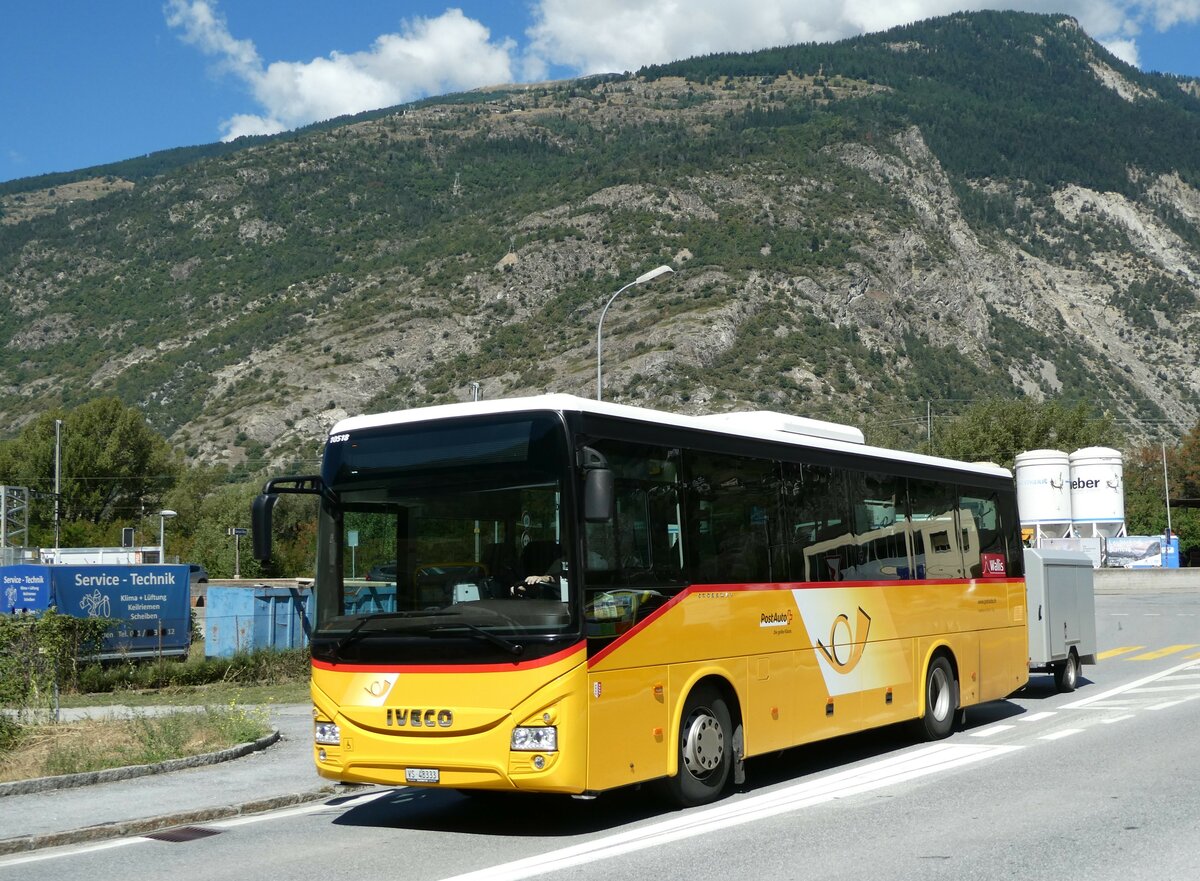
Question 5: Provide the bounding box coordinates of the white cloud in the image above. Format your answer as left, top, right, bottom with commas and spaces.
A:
168, 0, 1200, 141
220, 113, 286, 141
524, 1, 1200, 75
1102, 37, 1141, 66
166, 1, 515, 141
165, 0, 261, 80
1140, 0, 1200, 30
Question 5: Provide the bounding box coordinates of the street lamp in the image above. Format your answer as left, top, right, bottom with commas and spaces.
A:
159, 509, 177, 563
596, 265, 674, 401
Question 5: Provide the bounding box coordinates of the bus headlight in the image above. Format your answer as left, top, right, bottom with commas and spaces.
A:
315, 722, 341, 745
511, 726, 558, 752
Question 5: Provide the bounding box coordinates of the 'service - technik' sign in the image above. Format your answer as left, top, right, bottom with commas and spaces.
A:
51, 565, 190, 657
0, 565, 51, 614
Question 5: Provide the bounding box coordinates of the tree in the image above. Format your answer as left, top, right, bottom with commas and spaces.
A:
186, 484, 266, 581
0, 398, 178, 541
1176, 419, 1200, 500
1125, 423, 1200, 555
932, 399, 1121, 470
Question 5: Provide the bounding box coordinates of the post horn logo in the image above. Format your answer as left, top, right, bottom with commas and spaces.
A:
817, 607, 871, 673
364, 679, 392, 698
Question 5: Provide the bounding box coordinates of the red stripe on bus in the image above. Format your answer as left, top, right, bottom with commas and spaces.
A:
586, 589, 692, 668
311, 641, 586, 674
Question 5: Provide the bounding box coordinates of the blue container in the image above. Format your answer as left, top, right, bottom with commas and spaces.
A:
344, 584, 397, 615
205, 585, 313, 658
1162, 535, 1181, 568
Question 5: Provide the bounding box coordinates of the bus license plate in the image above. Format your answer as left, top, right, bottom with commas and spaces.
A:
405, 768, 439, 784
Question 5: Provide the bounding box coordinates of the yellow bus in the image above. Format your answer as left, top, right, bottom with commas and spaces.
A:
252, 394, 1027, 807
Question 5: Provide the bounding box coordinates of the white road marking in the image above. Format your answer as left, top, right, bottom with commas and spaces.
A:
1019, 712, 1056, 723
1039, 730, 1082, 741
1070, 705, 1132, 715
969, 725, 1014, 738
439, 743, 1020, 881
0, 790, 390, 870
0, 837, 142, 868
209, 789, 392, 829
1147, 695, 1200, 711
1062, 659, 1200, 709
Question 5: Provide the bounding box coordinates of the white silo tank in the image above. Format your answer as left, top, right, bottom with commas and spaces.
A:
1069, 447, 1126, 538
1014, 450, 1073, 542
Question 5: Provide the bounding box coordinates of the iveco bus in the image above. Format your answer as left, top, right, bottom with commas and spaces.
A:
252, 394, 1027, 806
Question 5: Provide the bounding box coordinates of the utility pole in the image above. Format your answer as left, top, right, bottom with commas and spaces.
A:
1162, 441, 1173, 536
926, 401, 932, 451
54, 419, 62, 555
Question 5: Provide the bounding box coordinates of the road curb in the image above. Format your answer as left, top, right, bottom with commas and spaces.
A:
0, 729, 282, 799
0, 786, 350, 856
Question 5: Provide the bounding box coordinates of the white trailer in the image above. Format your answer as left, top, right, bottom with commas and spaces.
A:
1024, 548, 1097, 691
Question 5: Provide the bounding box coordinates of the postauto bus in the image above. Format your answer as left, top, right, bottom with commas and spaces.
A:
252, 394, 1027, 806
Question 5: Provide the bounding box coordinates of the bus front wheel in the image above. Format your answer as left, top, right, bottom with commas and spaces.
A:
915, 655, 957, 741
662, 684, 733, 808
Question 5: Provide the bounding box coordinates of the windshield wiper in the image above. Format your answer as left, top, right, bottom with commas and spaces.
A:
420, 620, 525, 657
330, 611, 441, 657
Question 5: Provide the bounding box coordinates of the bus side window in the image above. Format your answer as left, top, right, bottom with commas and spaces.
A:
908, 478, 962, 580
686, 451, 782, 584
959, 489, 1003, 577
782, 462, 852, 583
582, 440, 685, 592
847, 470, 907, 581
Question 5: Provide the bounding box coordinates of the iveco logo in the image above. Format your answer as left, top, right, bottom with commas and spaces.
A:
386, 708, 454, 728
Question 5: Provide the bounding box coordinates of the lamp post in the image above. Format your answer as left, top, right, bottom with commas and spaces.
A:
159, 509, 177, 563
596, 265, 674, 401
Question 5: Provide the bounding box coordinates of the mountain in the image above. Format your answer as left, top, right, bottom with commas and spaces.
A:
3, 10, 1200, 473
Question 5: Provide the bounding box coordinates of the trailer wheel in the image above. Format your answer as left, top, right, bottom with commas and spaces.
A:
661, 684, 733, 808
1054, 649, 1079, 693
915, 655, 957, 741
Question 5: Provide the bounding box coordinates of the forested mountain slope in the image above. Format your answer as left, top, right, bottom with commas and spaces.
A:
2, 10, 1199, 471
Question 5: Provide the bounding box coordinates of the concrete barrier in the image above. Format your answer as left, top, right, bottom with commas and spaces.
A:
1094, 567, 1200, 594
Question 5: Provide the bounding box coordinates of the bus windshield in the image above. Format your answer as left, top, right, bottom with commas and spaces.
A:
312, 413, 577, 664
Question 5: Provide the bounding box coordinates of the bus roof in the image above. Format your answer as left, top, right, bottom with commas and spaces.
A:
330, 393, 1012, 480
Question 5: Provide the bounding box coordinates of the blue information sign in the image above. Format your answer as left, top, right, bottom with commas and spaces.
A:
0, 565, 51, 614
50, 565, 191, 657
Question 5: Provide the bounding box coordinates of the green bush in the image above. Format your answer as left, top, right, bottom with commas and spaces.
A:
0, 611, 111, 714
0, 716, 23, 751
73, 647, 310, 695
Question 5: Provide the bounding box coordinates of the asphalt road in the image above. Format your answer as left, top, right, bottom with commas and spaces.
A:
5, 590, 1198, 880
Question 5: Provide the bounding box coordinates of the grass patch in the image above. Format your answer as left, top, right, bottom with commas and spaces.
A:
1, 647, 309, 781
0, 705, 272, 783
57, 680, 310, 709
67, 647, 312, 698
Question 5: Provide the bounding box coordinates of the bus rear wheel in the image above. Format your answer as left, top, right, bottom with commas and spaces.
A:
662, 684, 733, 808
915, 655, 957, 741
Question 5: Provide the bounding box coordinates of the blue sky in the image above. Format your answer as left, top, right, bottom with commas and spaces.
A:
3, 1, 1200, 184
